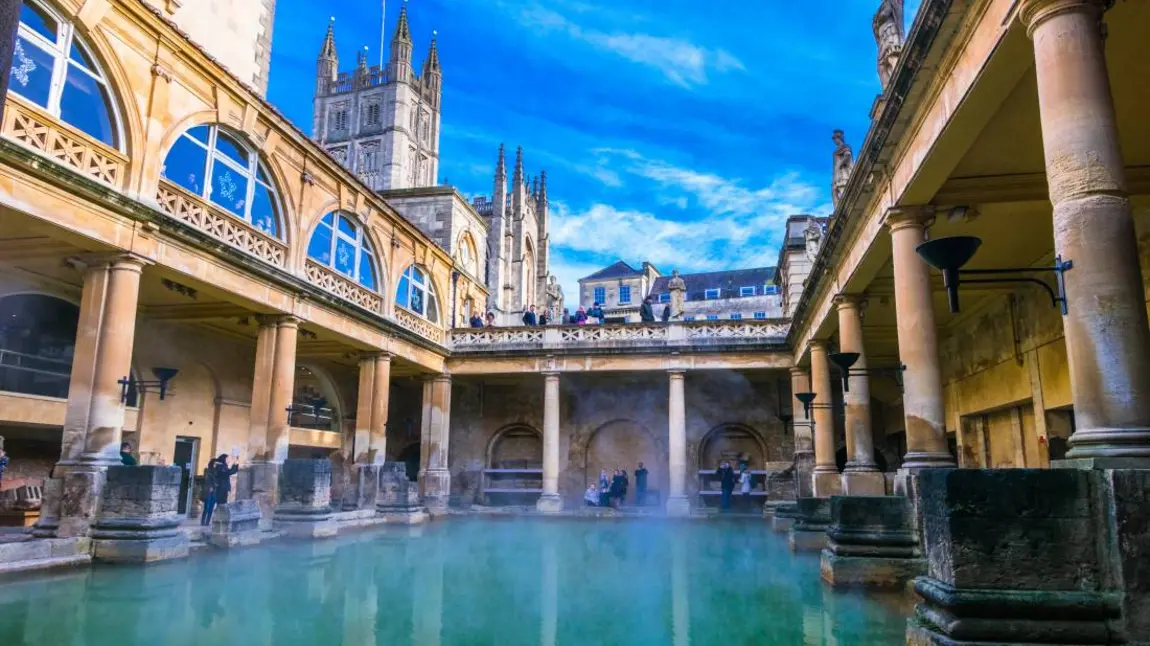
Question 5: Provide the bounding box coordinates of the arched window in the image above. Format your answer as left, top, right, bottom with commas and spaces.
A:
396, 265, 439, 323
307, 212, 378, 290
10, 0, 119, 147
457, 232, 478, 277
162, 124, 281, 237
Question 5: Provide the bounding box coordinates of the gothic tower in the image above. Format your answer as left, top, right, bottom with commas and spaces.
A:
311, 6, 441, 191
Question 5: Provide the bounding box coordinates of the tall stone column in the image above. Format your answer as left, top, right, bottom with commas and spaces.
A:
243, 316, 297, 527
419, 375, 452, 515
1021, 0, 1150, 462
887, 208, 955, 469
810, 341, 841, 497
245, 317, 278, 462
536, 372, 563, 513
836, 295, 885, 496
369, 354, 392, 464
266, 317, 299, 462
666, 370, 690, 516
353, 354, 377, 465
790, 367, 816, 499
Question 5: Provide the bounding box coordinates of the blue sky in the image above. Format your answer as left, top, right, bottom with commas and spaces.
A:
267, 0, 922, 297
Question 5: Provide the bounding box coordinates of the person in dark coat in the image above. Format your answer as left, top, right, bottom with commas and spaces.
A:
522, 305, 538, 327
639, 296, 656, 323
120, 442, 137, 466
609, 469, 626, 508
469, 313, 484, 328
661, 304, 672, 322
199, 458, 217, 526
634, 462, 649, 506
716, 461, 736, 511
204, 454, 239, 525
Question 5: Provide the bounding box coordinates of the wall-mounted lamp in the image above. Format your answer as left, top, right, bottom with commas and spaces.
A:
916, 236, 1072, 314
118, 367, 179, 403
828, 352, 905, 392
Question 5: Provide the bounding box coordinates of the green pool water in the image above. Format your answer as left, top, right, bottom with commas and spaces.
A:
0, 518, 911, 645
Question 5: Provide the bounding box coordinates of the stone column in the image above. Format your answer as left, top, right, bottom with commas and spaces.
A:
1020, 0, 1150, 463
369, 354, 392, 464
836, 295, 885, 496
243, 315, 297, 528
666, 370, 690, 516
246, 318, 278, 462
790, 367, 815, 499
810, 341, 840, 497
418, 375, 452, 515
887, 208, 955, 469
536, 372, 563, 513
266, 317, 299, 462
353, 354, 377, 465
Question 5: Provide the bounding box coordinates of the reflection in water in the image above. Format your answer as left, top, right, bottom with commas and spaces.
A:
0, 518, 907, 646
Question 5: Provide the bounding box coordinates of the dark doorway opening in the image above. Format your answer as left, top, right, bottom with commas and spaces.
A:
173, 437, 199, 515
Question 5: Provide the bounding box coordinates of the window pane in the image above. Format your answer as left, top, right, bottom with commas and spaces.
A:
427, 292, 439, 322
214, 132, 249, 167
358, 253, 376, 290
20, 3, 56, 42
162, 135, 208, 196
186, 125, 210, 144
410, 285, 424, 315
396, 276, 410, 308
322, 212, 334, 227
68, 40, 96, 71
337, 215, 356, 239
308, 221, 332, 264
412, 267, 425, 285
10, 37, 53, 108
60, 65, 116, 147
209, 160, 250, 217
334, 238, 356, 275
250, 183, 279, 236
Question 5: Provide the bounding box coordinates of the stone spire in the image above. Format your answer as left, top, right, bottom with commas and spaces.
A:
315, 17, 339, 97
424, 35, 441, 75
388, 3, 413, 82
538, 170, 548, 205
393, 3, 412, 44
319, 17, 338, 61
513, 146, 525, 188
495, 143, 506, 181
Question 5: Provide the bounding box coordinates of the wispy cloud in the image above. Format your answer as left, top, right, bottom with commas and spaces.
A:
514, 5, 744, 88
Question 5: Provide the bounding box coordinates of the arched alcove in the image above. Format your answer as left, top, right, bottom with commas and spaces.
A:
486, 425, 542, 469
698, 424, 769, 470
0, 293, 78, 398
583, 420, 665, 498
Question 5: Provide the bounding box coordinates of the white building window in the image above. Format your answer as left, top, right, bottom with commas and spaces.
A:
658, 292, 670, 303
684, 315, 696, 322
753, 312, 767, 320
11, 1, 120, 148
739, 286, 755, 297
764, 285, 780, 295
306, 212, 379, 290
706, 315, 719, 321
705, 288, 721, 300
730, 313, 742, 320
593, 287, 605, 305
396, 265, 440, 322
619, 285, 632, 304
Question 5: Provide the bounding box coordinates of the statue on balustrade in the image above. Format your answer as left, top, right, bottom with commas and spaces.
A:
832, 130, 854, 207
805, 221, 824, 263
667, 270, 687, 319
545, 275, 564, 321
874, 0, 905, 91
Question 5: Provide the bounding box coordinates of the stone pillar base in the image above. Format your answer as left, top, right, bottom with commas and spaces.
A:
821, 495, 922, 588
378, 462, 429, 524
771, 502, 798, 533
822, 552, 924, 588
240, 462, 280, 531
841, 471, 887, 496
31, 476, 62, 538
535, 493, 563, 514
812, 471, 842, 498
789, 497, 831, 552
90, 466, 188, 563
420, 469, 451, 517
1052, 456, 1150, 470
351, 464, 381, 511
210, 500, 263, 548
665, 495, 691, 517
792, 452, 815, 499
57, 467, 108, 538
273, 459, 336, 539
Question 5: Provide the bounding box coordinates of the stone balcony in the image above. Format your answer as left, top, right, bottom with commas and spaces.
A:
448, 319, 790, 355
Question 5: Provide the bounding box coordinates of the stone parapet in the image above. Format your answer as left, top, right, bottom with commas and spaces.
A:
449, 319, 789, 354
273, 459, 336, 539
377, 463, 428, 524
789, 497, 831, 552
210, 499, 263, 548
821, 495, 924, 588
90, 466, 188, 563
907, 468, 1149, 644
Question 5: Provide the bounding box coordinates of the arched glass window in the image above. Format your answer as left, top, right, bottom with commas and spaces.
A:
307, 212, 378, 290
161, 124, 281, 237
396, 265, 439, 323
9, 0, 119, 147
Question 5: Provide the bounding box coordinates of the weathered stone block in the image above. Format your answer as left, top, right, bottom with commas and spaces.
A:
789, 497, 831, 552
1106, 469, 1150, 641
273, 460, 336, 539
771, 501, 798, 533
792, 452, 815, 499
351, 464, 380, 511
421, 468, 451, 516
841, 471, 886, 496
821, 496, 923, 588
237, 462, 279, 531
210, 499, 263, 548
91, 466, 188, 563
31, 476, 62, 538
377, 463, 428, 524
57, 468, 106, 538
812, 471, 842, 498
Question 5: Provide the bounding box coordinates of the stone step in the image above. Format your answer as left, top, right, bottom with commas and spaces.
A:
0, 537, 91, 576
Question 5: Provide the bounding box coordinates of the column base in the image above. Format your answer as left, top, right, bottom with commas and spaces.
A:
91, 466, 188, 563
821, 495, 922, 588
821, 552, 925, 589
771, 502, 799, 533
792, 451, 815, 499
1065, 427, 1150, 460
240, 462, 280, 531
789, 498, 831, 552
420, 469, 451, 517
665, 495, 691, 517
812, 471, 843, 498
209, 500, 264, 548
1053, 456, 1150, 470
900, 451, 956, 469
535, 493, 563, 514
56, 466, 108, 538
841, 471, 887, 496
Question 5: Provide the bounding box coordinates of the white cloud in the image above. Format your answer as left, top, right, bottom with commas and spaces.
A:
513, 5, 743, 88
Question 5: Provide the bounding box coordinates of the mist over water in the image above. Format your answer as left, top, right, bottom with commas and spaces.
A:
0, 518, 907, 645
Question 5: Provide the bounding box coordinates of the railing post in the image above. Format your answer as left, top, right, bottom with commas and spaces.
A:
542, 327, 562, 349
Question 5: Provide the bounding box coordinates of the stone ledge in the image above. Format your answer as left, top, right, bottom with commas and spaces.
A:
821, 550, 925, 588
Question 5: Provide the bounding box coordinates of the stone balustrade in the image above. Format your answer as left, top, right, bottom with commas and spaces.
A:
2, 96, 128, 188
449, 319, 790, 353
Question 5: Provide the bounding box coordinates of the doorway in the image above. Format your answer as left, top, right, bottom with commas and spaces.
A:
173, 436, 200, 516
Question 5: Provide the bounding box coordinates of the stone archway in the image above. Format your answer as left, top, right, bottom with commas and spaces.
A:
581, 419, 667, 500
485, 424, 542, 469
697, 423, 770, 470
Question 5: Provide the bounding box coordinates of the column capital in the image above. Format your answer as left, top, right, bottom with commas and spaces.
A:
424, 373, 451, 384
541, 371, 560, 379
667, 369, 686, 378
107, 253, 151, 272
789, 366, 809, 377
833, 293, 868, 311
883, 205, 936, 233
1019, 0, 1108, 36
809, 339, 831, 351
275, 315, 301, 330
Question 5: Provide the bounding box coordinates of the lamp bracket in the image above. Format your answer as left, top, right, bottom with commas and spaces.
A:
957, 256, 1072, 314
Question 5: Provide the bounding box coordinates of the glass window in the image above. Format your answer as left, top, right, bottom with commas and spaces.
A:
731, 313, 742, 320
619, 285, 631, 304
764, 285, 780, 295
740, 286, 755, 297
162, 124, 283, 237
753, 311, 767, 320
706, 315, 719, 321
593, 287, 605, 304
396, 265, 439, 323
658, 292, 670, 303
306, 211, 379, 290
10, 1, 119, 148
684, 315, 696, 322
705, 289, 721, 300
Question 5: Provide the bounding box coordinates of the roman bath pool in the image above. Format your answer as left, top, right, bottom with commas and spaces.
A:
0, 518, 910, 645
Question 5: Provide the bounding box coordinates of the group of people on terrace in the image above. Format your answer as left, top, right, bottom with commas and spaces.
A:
465, 296, 674, 329
585, 463, 649, 508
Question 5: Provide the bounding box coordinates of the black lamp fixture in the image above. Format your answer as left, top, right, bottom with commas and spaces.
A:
915, 235, 1072, 314
828, 351, 905, 393
118, 367, 179, 403
794, 391, 818, 418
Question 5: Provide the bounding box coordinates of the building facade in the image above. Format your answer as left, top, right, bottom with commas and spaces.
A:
577, 261, 661, 321
649, 267, 784, 321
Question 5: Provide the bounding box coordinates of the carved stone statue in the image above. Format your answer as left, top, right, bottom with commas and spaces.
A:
545, 275, 564, 320
873, 0, 905, 91
832, 130, 854, 207
804, 221, 823, 263
667, 270, 687, 319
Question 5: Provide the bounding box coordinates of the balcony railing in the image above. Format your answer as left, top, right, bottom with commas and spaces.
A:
449, 319, 789, 353
2, 95, 127, 187
157, 181, 288, 268
393, 307, 446, 345
304, 260, 384, 313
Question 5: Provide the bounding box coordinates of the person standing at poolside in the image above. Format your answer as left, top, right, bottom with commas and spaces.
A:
716, 461, 736, 512
634, 462, 649, 506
